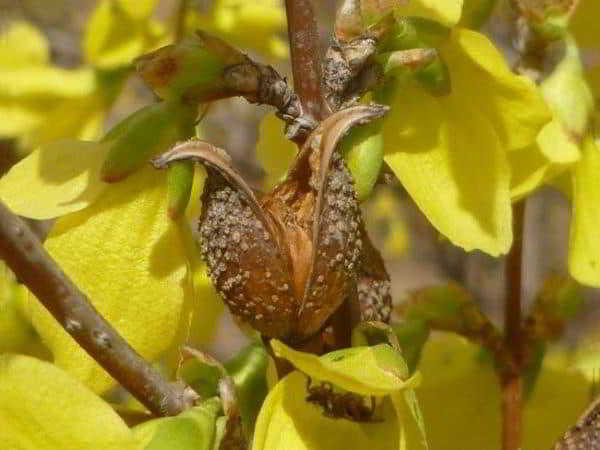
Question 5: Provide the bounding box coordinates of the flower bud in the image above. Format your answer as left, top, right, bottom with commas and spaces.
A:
166, 161, 195, 220
136, 31, 246, 101
100, 100, 196, 182
339, 120, 384, 202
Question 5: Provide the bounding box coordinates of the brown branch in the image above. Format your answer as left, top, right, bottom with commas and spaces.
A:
0, 200, 197, 417
174, 0, 190, 43
501, 200, 526, 450
284, 0, 323, 121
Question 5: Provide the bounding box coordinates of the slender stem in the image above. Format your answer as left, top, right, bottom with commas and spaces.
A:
0, 200, 195, 417
502, 200, 526, 450
174, 0, 189, 43
284, 0, 323, 121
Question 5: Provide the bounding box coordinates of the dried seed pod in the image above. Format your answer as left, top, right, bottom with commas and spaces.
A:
356, 225, 392, 323
152, 104, 389, 344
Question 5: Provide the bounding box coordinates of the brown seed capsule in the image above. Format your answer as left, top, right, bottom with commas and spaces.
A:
152, 104, 390, 344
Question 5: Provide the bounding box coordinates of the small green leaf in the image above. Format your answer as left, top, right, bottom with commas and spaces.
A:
133, 398, 222, 450
181, 343, 269, 434
0, 354, 141, 450
100, 101, 196, 182
340, 120, 384, 202
392, 320, 430, 373
167, 161, 195, 219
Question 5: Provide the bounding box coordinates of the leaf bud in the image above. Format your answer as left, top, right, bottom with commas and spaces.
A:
136, 31, 245, 101
100, 100, 196, 182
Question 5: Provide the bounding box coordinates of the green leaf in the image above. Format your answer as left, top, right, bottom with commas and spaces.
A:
0, 139, 109, 219
0, 354, 141, 450
181, 343, 269, 432
100, 101, 197, 182
568, 135, 600, 286
133, 398, 222, 450
255, 113, 297, 190
381, 80, 512, 256
22, 167, 200, 393
392, 320, 430, 373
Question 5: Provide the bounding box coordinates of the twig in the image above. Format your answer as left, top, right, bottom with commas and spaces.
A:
502, 200, 526, 450
284, 0, 323, 121
174, 0, 189, 43
0, 200, 197, 417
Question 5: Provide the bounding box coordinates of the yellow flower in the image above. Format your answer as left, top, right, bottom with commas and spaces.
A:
0, 101, 222, 393
186, 0, 289, 59
253, 340, 426, 450
380, 23, 551, 256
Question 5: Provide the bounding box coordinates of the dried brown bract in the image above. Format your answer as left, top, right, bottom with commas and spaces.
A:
152, 104, 389, 346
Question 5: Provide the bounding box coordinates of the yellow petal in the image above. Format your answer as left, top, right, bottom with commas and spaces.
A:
382, 82, 512, 256
509, 119, 580, 200
444, 29, 552, 151
397, 0, 463, 28
271, 340, 419, 397
413, 333, 589, 450
570, 0, 600, 97
568, 135, 600, 287
0, 139, 108, 220
83, 0, 167, 69
22, 168, 194, 393
118, 0, 159, 19
255, 113, 297, 190
0, 21, 49, 67
0, 67, 96, 98
252, 371, 403, 450
0, 354, 140, 450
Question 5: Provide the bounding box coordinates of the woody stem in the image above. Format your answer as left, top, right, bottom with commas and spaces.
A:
0, 200, 195, 417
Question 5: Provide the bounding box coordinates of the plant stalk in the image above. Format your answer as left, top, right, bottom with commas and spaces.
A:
0, 200, 195, 417
284, 0, 323, 121
174, 0, 190, 43
502, 200, 526, 450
